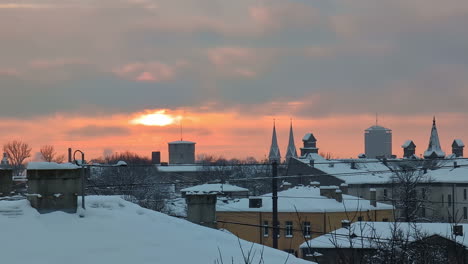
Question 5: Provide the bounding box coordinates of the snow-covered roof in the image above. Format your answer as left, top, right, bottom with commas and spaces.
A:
365, 125, 391, 131
454, 139, 465, 147
295, 154, 395, 185
303, 133, 316, 142
157, 165, 202, 172
0, 196, 311, 264
168, 140, 196, 144
296, 155, 468, 185
27, 162, 80, 170
181, 184, 248, 194
217, 186, 393, 213
301, 221, 468, 249
402, 140, 415, 148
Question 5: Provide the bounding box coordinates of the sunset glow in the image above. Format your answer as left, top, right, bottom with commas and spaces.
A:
131, 110, 176, 126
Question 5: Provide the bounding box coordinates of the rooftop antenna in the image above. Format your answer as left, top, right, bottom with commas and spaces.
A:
376, 113, 378, 126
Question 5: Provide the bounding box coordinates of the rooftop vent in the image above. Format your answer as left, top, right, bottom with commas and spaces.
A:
249, 198, 262, 208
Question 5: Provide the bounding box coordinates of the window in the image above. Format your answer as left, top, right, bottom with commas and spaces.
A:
303, 222, 311, 238
422, 188, 426, 199
285, 221, 293, 237
464, 207, 467, 220
464, 189, 467, 200
358, 216, 363, 221
383, 189, 388, 199
442, 195, 444, 206
448, 194, 452, 207
263, 221, 269, 237
421, 206, 426, 217
382, 218, 389, 222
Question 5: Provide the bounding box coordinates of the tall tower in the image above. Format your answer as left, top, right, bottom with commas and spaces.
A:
285, 120, 297, 162
423, 117, 445, 159
364, 124, 392, 159
268, 121, 281, 163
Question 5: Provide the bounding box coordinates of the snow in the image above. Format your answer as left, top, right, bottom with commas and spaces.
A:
27, 162, 80, 170
217, 186, 393, 213
0, 196, 311, 264
402, 140, 413, 148
296, 156, 395, 185
454, 139, 465, 147
181, 184, 248, 194
157, 165, 202, 172
168, 140, 196, 144
302, 133, 315, 141
301, 221, 468, 249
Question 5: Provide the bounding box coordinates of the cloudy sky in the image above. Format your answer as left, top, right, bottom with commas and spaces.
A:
1, 0, 467, 161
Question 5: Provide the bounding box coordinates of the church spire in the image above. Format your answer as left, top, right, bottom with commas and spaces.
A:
268, 120, 281, 163
285, 119, 297, 162
423, 116, 445, 159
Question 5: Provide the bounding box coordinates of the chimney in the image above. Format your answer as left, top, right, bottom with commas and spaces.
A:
320, 186, 338, 199
453, 225, 463, 236
335, 189, 343, 202
281, 182, 292, 191
248, 197, 262, 208
341, 220, 351, 228
454, 161, 460, 168
340, 183, 348, 194
370, 188, 377, 207
310, 181, 320, 188
309, 159, 315, 167
68, 148, 72, 163
350, 161, 356, 169
152, 151, 161, 164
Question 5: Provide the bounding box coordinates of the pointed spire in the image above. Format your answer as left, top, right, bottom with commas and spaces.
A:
285, 119, 297, 162
424, 116, 445, 159
268, 120, 281, 163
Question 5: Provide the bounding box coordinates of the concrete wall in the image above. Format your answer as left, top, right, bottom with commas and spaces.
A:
27, 169, 82, 213
186, 194, 217, 228
169, 142, 195, 164
0, 169, 13, 196
217, 210, 394, 257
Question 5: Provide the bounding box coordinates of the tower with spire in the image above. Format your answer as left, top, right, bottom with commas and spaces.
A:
285, 120, 297, 163
423, 117, 445, 159
268, 120, 281, 163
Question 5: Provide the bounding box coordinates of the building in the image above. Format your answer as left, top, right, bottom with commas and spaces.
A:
364, 125, 392, 158
168, 140, 196, 164
268, 122, 281, 163
216, 185, 394, 257
402, 140, 416, 158
452, 139, 465, 157
301, 222, 468, 264
285, 121, 298, 163
423, 117, 445, 159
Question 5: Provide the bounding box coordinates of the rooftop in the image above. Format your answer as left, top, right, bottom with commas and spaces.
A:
217, 185, 393, 213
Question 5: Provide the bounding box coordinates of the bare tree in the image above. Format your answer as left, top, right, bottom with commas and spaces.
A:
39, 145, 65, 163
3, 140, 32, 172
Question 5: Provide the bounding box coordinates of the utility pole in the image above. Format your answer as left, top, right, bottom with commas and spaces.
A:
272, 161, 279, 249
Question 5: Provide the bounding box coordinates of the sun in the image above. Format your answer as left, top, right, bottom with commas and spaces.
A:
131, 110, 175, 126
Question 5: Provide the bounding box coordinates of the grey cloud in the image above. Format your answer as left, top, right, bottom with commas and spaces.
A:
67, 125, 131, 140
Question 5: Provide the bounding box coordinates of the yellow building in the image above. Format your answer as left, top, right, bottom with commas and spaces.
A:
216, 185, 394, 257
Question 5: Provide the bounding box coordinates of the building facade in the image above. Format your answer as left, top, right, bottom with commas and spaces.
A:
364, 125, 392, 158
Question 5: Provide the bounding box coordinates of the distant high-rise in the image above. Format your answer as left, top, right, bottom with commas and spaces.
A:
364, 125, 392, 159
168, 140, 196, 164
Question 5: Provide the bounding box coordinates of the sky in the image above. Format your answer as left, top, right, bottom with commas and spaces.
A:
1, 0, 468, 161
